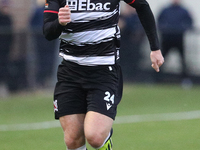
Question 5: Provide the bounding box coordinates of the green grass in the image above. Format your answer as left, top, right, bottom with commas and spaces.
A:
0, 84, 200, 150
113, 120, 200, 150
118, 84, 200, 115
0, 92, 54, 124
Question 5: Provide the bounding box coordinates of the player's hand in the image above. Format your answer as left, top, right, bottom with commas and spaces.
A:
58, 5, 71, 26
150, 50, 164, 72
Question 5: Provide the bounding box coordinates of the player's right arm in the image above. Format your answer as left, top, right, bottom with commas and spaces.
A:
43, 0, 71, 41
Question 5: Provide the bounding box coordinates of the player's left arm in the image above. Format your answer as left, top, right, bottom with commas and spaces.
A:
123, 0, 164, 72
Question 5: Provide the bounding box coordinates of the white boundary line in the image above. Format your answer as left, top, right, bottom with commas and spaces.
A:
115, 110, 200, 124
1, 110, 200, 131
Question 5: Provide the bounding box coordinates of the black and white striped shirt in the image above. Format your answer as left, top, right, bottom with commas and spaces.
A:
43, 0, 159, 66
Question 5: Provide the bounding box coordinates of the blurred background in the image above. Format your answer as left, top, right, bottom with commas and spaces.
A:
1, 1, 200, 149
0, 0, 200, 97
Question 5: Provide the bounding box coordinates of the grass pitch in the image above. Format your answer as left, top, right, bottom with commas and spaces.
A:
0, 84, 200, 150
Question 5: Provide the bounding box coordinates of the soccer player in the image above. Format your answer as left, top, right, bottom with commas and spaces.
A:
43, 0, 164, 149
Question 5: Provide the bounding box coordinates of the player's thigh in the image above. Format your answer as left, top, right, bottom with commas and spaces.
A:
59, 114, 86, 141
84, 111, 113, 141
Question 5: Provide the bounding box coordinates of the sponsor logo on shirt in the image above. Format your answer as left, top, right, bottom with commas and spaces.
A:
66, 0, 111, 11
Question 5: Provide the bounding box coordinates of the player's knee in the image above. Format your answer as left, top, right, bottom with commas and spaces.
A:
64, 135, 75, 148
85, 132, 104, 148
64, 134, 84, 149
